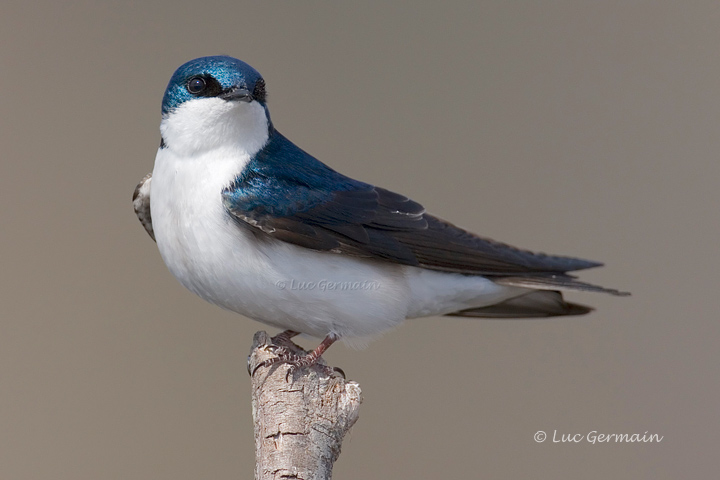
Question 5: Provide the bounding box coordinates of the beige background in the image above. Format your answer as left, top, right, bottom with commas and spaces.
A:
1, 1, 718, 478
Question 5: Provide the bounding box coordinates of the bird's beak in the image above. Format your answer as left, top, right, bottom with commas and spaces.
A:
220, 87, 253, 102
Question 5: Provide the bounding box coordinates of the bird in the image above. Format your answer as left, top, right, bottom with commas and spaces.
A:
134, 55, 628, 372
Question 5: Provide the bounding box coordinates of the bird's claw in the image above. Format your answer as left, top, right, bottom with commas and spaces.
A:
251, 352, 342, 381
250, 332, 342, 380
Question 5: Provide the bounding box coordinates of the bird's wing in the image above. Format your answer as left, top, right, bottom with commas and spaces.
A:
222, 132, 627, 297
133, 173, 155, 241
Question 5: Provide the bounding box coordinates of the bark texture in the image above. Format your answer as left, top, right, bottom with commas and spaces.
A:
248, 331, 362, 480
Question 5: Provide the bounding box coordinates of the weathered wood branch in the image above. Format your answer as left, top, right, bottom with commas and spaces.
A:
248, 331, 362, 480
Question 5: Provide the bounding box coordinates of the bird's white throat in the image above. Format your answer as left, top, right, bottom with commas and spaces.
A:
160, 98, 270, 156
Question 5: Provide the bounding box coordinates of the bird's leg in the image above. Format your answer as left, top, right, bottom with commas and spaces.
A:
287, 333, 338, 370
252, 333, 340, 379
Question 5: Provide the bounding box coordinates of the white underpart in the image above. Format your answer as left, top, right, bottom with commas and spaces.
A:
151, 97, 526, 341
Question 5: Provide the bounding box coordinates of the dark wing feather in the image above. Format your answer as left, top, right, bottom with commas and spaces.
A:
389, 214, 602, 274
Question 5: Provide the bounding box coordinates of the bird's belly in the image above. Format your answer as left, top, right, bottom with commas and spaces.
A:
161, 225, 411, 338
150, 151, 410, 339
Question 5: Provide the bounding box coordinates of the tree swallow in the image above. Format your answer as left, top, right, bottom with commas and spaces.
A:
134, 56, 628, 371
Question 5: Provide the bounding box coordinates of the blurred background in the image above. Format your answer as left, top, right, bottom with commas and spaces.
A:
1, 1, 718, 478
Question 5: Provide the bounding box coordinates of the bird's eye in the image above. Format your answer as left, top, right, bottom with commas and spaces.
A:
187, 77, 207, 94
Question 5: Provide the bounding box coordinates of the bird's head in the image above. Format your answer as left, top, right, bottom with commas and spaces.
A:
160, 56, 271, 155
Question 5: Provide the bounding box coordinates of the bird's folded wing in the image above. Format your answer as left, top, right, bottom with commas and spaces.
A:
133, 173, 155, 241
221, 132, 612, 279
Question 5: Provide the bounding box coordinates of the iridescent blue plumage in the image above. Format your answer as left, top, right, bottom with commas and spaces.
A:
223, 131, 366, 218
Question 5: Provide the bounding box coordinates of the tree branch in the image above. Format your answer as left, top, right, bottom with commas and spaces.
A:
248, 331, 362, 480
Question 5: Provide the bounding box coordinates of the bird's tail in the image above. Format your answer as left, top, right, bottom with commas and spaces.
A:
446, 290, 592, 318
